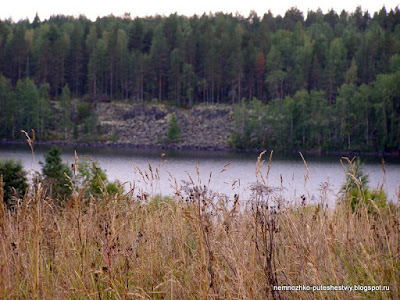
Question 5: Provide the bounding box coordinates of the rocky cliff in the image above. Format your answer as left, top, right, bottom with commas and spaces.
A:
95, 102, 235, 150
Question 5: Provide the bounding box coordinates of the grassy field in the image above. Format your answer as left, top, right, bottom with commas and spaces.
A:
0, 153, 399, 299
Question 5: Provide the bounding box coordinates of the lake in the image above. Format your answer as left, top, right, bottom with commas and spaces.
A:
1, 143, 399, 206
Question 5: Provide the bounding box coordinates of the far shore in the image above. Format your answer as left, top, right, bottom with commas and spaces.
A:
1, 139, 399, 158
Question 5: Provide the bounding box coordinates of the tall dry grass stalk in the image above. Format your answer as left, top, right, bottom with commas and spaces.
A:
0, 150, 398, 299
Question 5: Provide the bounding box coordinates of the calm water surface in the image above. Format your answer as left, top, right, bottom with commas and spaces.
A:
1, 144, 399, 206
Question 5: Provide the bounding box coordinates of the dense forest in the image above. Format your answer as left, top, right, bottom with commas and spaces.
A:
1, 7, 400, 152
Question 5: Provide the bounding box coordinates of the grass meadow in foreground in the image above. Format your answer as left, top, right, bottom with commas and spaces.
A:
0, 151, 399, 300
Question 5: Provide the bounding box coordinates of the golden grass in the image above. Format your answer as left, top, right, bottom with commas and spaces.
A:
0, 153, 399, 299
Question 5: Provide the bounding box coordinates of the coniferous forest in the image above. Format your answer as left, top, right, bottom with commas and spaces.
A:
1, 7, 400, 152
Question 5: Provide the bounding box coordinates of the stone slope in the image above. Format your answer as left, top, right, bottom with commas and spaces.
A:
95, 102, 234, 149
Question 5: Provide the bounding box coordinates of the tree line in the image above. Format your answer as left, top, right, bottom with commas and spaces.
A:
230, 70, 400, 152
0, 7, 400, 151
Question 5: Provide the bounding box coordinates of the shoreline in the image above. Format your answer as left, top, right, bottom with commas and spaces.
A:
1, 139, 399, 158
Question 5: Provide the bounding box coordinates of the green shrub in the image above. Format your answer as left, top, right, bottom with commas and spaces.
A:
0, 159, 28, 207
167, 114, 181, 142
77, 102, 91, 121
77, 158, 120, 197
83, 114, 97, 134
341, 157, 387, 212
348, 187, 387, 212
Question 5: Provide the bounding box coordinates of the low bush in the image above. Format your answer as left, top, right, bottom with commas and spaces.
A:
76, 157, 121, 197
341, 157, 387, 212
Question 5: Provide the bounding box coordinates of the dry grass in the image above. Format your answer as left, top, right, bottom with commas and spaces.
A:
0, 152, 399, 299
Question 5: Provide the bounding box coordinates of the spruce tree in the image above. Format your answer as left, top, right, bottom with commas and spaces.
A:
167, 114, 181, 142
0, 159, 28, 208
41, 145, 72, 200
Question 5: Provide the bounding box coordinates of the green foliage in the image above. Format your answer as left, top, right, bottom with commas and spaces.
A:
340, 157, 387, 212
341, 158, 369, 194
77, 158, 120, 197
230, 74, 400, 152
347, 188, 387, 213
83, 114, 97, 135
149, 194, 175, 209
40, 149, 121, 200
60, 85, 72, 139
7, 78, 51, 140
76, 102, 97, 136
111, 131, 118, 142
230, 98, 268, 149
105, 181, 120, 195
0, 159, 28, 207
77, 102, 91, 121
41, 145, 72, 200
167, 114, 181, 142
0, 75, 14, 139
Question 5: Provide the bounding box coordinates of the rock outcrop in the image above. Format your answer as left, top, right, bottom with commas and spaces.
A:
95, 102, 234, 150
